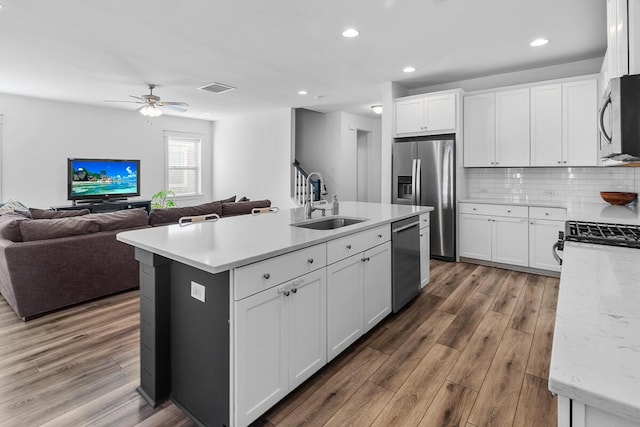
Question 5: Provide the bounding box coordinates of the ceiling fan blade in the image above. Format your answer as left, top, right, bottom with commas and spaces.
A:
158, 101, 189, 107
129, 95, 144, 100
104, 100, 144, 104
161, 105, 188, 112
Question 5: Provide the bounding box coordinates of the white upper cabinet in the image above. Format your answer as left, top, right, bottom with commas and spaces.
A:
530, 79, 598, 167
606, 0, 639, 77
463, 93, 495, 167
463, 89, 530, 167
562, 79, 598, 166
495, 88, 530, 167
395, 92, 456, 136
530, 84, 563, 166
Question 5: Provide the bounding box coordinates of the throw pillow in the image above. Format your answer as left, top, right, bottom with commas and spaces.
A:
30, 208, 91, 219
218, 195, 236, 203
238, 196, 250, 202
0, 212, 30, 242
221, 200, 271, 217
19, 216, 100, 242
148, 201, 223, 226
0, 199, 29, 215
85, 208, 149, 231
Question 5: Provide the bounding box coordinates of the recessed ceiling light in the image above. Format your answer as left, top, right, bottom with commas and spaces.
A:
403, 66, 417, 73
530, 38, 549, 47
298, 90, 308, 95
371, 105, 383, 114
342, 28, 359, 38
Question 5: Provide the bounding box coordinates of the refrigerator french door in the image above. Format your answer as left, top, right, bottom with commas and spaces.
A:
392, 136, 456, 261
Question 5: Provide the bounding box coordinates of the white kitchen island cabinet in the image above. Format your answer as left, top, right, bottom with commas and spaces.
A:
117, 202, 432, 427
235, 268, 326, 427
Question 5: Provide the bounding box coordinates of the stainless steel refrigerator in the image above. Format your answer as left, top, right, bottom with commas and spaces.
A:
392, 136, 456, 261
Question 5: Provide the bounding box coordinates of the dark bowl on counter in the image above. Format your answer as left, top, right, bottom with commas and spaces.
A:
600, 191, 638, 205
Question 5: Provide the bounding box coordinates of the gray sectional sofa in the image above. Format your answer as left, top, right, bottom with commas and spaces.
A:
0, 198, 271, 320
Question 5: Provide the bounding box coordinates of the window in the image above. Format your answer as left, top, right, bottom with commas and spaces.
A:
165, 133, 202, 197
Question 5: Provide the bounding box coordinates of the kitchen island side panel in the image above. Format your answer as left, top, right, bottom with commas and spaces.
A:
135, 248, 172, 407
170, 263, 230, 427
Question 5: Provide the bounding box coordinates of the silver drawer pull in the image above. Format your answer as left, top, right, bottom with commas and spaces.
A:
507, 210, 511, 213
307, 258, 314, 264
545, 212, 549, 216
346, 244, 352, 250
263, 273, 270, 280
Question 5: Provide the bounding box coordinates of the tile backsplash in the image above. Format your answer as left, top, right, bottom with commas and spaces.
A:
466, 167, 640, 204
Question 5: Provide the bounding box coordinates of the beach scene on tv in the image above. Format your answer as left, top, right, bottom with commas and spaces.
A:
70, 160, 138, 197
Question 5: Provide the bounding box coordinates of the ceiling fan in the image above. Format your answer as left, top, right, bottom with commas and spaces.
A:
105, 84, 189, 117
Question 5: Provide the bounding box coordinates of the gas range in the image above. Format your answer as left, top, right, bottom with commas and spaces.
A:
564, 221, 640, 248
552, 221, 640, 265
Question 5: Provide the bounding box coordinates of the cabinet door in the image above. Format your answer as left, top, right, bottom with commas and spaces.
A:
530, 84, 562, 166
425, 93, 456, 131
235, 286, 288, 427
288, 270, 327, 389
495, 88, 530, 166
563, 79, 598, 166
395, 98, 425, 135
529, 220, 563, 272
492, 217, 529, 267
463, 93, 495, 166
363, 242, 391, 333
419, 227, 430, 288
326, 253, 364, 361
459, 214, 492, 261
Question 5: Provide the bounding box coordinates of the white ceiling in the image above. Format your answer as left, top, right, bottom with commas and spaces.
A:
0, 0, 606, 120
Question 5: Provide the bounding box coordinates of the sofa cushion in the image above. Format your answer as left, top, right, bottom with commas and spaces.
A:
19, 217, 100, 241
149, 201, 222, 226
219, 195, 236, 203
85, 208, 149, 231
222, 200, 271, 217
29, 208, 91, 219
0, 212, 30, 242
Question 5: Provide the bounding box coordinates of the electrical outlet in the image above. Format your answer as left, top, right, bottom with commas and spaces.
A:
191, 281, 205, 302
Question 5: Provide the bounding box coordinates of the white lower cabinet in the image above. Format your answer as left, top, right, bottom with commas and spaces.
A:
558, 395, 640, 427
327, 241, 391, 361
460, 203, 566, 273
235, 269, 326, 426
529, 219, 564, 272
419, 227, 430, 288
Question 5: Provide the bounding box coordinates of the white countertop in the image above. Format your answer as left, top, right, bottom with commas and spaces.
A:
117, 202, 432, 274
460, 199, 640, 225
549, 241, 640, 422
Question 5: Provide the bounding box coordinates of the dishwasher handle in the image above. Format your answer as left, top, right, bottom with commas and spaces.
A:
392, 220, 420, 233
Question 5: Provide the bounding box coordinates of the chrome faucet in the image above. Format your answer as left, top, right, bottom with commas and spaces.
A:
304, 172, 328, 219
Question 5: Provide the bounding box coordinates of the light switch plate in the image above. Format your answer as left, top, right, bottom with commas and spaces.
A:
191, 281, 205, 302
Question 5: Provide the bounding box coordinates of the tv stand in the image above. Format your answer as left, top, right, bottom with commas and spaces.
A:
54, 199, 151, 214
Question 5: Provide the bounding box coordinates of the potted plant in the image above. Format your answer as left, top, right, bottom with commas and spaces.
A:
151, 189, 176, 209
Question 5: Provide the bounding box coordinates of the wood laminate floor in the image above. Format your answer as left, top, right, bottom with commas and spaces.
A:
0, 261, 558, 426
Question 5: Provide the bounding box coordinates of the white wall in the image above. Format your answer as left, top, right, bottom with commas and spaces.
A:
212, 109, 295, 209
336, 112, 378, 201
0, 92, 212, 208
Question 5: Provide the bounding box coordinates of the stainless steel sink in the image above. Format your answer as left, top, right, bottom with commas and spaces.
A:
291, 216, 368, 230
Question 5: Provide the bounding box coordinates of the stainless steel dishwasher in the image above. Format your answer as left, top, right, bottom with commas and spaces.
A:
391, 216, 421, 312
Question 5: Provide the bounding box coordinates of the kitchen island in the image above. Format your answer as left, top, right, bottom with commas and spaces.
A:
117, 201, 432, 427
549, 241, 640, 427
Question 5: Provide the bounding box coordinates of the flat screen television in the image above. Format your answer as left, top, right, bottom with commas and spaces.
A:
67, 158, 140, 202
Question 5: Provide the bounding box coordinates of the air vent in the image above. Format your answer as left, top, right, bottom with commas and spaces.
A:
199, 82, 236, 94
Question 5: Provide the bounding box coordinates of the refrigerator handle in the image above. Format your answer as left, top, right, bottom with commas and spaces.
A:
411, 159, 417, 205
415, 159, 422, 205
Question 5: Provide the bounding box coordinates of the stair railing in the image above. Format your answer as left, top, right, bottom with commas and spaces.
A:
293, 160, 321, 206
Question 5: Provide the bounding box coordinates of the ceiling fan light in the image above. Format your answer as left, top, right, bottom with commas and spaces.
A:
138, 104, 162, 117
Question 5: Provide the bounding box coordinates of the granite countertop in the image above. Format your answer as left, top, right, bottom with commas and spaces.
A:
117, 201, 432, 274
549, 241, 640, 422
459, 199, 640, 225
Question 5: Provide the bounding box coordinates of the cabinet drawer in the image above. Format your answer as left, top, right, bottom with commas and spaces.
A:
529, 206, 567, 220
419, 213, 430, 229
459, 203, 528, 218
327, 225, 390, 265
234, 243, 327, 301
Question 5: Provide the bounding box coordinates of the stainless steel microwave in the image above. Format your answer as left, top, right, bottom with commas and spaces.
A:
599, 73, 640, 162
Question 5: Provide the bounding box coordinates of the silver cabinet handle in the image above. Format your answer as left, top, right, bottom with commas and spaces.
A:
557, 161, 562, 164
346, 244, 352, 250
378, 234, 383, 238
291, 288, 297, 294
307, 258, 314, 264
507, 210, 511, 213
263, 273, 270, 280
545, 212, 549, 216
